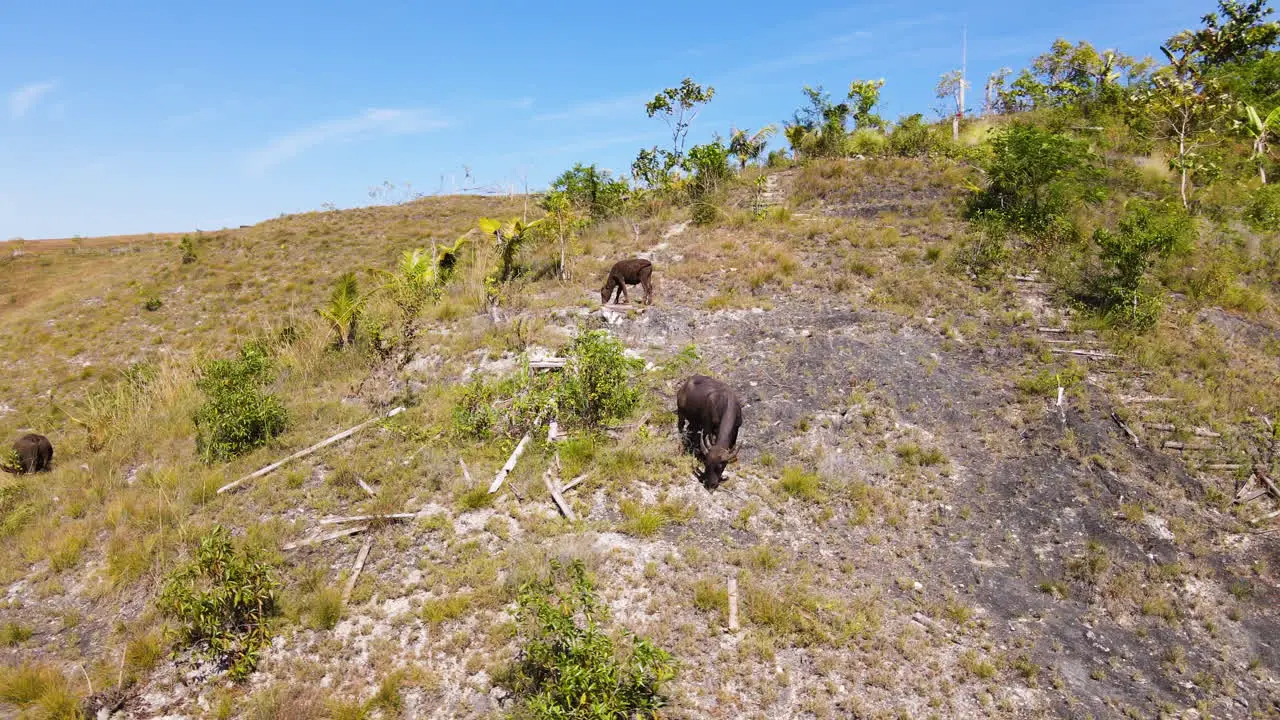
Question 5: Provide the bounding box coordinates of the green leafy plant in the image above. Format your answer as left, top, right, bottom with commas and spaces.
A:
785, 85, 851, 159
1245, 182, 1280, 228
1240, 103, 1280, 182
847, 79, 887, 130
887, 113, 936, 157
645, 77, 716, 161
968, 122, 1102, 243
179, 234, 198, 264
952, 222, 1011, 286
142, 296, 163, 311
1082, 200, 1194, 328
557, 330, 644, 429
375, 238, 468, 364
193, 342, 288, 463
479, 217, 542, 285
157, 526, 279, 680
317, 271, 367, 349
505, 559, 677, 719
549, 164, 629, 219
728, 126, 778, 169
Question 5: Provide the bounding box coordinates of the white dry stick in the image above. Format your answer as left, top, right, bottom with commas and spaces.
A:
343, 539, 373, 603
218, 407, 404, 494
356, 477, 378, 497
283, 525, 369, 551
1056, 386, 1064, 407
561, 474, 589, 493
544, 469, 577, 522
490, 432, 533, 494
548, 420, 560, 442
460, 458, 474, 484
727, 576, 740, 632
319, 513, 417, 526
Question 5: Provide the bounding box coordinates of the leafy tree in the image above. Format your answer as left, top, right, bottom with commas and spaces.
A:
684, 140, 732, 198
549, 163, 629, 219
630, 146, 679, 189
984, 68, 1013, 115
505, 559, 677, 718
645, 77, 716, 161
1002, 39, 1152, 113
1084, 200, 1194, 328
728, 126, 777, 169
936, 70, 970, 139
785, 85, 851, 158
1184, 0, 1280, 68
317, 271, 366, 349
1134, 40, 1234, 208
969, 122, 1103, 243
540, 191, 588, 280
1240, 103, 1280, 181
847, 79, 887, 130
158, 526, 279, 680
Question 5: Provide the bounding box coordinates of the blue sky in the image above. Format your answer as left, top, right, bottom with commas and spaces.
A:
3, 0, 1214, 239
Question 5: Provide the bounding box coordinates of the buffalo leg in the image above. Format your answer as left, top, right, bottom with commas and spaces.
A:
640, 267, 653, 305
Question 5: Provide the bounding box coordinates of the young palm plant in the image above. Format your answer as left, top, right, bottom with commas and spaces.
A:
317, 271, 366, 349
728, 125, 777, 169
1242, 103, 1280, 183
376, 235, 470, 364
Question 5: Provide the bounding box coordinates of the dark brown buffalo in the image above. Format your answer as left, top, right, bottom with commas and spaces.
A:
600, 258, 654, 305
676, 375, 742, 489
5, 433, 53, 474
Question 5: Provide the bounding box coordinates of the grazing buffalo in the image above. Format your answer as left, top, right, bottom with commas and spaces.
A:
5, 433, 53, 474
600, 258, 654, 306
676, 375, 742, 489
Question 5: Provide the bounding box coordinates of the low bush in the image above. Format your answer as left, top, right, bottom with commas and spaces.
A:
157, 526, 279, 680
193, 342, 288, 463
1245, 183, 1280, 231
504, 560, 677, 718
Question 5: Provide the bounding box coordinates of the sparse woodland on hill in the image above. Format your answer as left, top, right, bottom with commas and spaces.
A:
1, 1, 1279, 718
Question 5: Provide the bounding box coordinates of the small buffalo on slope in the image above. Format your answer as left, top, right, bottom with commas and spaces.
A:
600, 258, 654, 306
4, 433, 53, 474
676, 375, 742, 490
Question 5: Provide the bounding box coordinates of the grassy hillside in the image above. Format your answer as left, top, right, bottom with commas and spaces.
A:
0, 147, 1276, 719
5, 3, 1280, 717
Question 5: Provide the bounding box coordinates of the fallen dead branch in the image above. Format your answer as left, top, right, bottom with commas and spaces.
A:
218, 407, 405, 494
528, 359, 567, 370
342, 540, 373, 603
489, 432, 533, 494
1111, 413, 1139, 446
318, 513, 416, 526
1162, 441, 1217, 451
356, 478, 378, 497
561, 474, 589, 493
1049, 348, 1119, 360
544, 469, 577, 522
283, 525, 369, 551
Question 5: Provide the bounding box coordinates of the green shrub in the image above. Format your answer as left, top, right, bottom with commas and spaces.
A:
1245, 183, 1280, 231
179, 234, 198, 264
157, 526, 279, 680
969, 122, 1102, 244
1082, 200, 1194, 329
0, 622, 31, 647
550, 163, 630, 219
143, 296, 163, 312
504, 560, 677, 718
952, 222, 1010, 286
888, 113, 935, 157
193, 342, 288, 463
690, 200, 721, 226
558, 330, 644, 428
845, 128, 887, 156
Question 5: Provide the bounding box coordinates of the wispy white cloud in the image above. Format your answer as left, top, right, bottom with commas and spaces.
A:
9, 81, 57, 119
532, 92, 651, 123
508, 96, 536, 110
247, 108, 449, 173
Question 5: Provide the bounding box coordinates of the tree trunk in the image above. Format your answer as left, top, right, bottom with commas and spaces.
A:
952, 115, 960, 142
